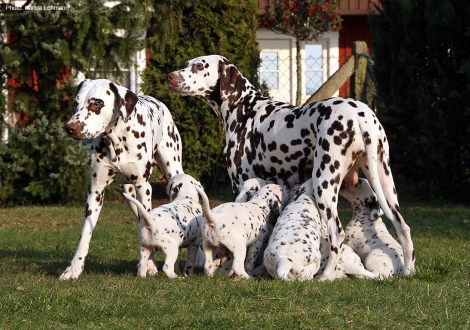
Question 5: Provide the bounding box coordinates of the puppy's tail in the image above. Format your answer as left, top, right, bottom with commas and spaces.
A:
122, 193, 153, 227
358, 116, 394, 221
276, 259, 293, 281
194, 185, 218, 225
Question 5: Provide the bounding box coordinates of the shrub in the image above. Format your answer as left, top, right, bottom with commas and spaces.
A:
142, 0, 261, 192
370, 0, 470, 202
0, 115, 89, 205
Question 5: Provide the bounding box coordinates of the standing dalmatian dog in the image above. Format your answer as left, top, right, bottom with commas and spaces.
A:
61, 79, 183, 280
123, 174, 204, 279
167, 55, 415, 281
342, 179, 405, 278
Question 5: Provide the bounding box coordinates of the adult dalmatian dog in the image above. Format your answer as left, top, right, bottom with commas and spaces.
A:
61, 79, 183, 280
167, 55, 415, 281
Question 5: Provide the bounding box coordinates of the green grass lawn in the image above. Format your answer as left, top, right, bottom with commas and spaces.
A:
0, 192, 469, 329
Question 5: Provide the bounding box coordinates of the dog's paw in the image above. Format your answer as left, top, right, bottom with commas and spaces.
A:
317, 273, 336, 282
164, 272, 178, 279
404, 267, 416, 277
59, 264, 83, 281
146, 259, 158, 276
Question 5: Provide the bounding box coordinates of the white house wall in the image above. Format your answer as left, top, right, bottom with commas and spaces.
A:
257, 28, 339, 105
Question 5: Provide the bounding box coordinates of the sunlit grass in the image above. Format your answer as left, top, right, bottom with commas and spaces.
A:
0, 193, 469, 329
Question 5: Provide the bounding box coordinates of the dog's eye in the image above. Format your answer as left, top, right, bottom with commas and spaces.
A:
195, 63, 204, 71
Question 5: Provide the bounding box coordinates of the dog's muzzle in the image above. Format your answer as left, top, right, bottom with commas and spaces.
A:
166, 71, 190, 95
65, 120, 88, 140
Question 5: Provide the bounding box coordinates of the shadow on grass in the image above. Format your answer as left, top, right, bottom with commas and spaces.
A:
0, 247, 140, 278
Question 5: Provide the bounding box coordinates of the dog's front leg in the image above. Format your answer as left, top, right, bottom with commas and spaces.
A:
59, 184, 107, 280
134, 182, 160, 277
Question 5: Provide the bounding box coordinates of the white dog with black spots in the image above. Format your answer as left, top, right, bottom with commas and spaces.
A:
167, 55, 415, 281
264, 179, 376, 281
61, 79, 183, 280
342, 178, 405, 279
196, 183, 288, 279
123, 173, 204, 278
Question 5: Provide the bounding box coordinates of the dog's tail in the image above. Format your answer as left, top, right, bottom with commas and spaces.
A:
122, 193, 153, 227
276, 259, 293, 281
194, 185, 218, 225
358, 117, 394, 221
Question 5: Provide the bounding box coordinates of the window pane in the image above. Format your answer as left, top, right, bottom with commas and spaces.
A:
261, 52, 278, 70
306, 44, 322, 70
262, 72, 279, 90
306, 71, 322, 95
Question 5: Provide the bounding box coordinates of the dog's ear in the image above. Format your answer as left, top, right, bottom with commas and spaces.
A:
109, 82, 138, 121
166, 182, 183, 202
219, 59, 241, 101
74, 80, 85, 98
246, 186, 259, 201
368, 196, 384, 221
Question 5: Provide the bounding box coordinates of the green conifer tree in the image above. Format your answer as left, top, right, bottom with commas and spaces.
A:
0, 0, 152, 204
142, 0, 261, 191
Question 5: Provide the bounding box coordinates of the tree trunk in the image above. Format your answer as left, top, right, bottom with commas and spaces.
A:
295, 38, 302, 107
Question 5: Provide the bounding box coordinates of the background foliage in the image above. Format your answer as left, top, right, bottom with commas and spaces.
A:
141, 0, 261, 191
370, 0, 470, 203
0, 0, 152, 205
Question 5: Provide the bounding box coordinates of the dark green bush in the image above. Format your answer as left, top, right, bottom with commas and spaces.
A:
0, 115, 89, 205
142, 0, 261, 191
0, 0, 152, 205
370, 0, 470, 202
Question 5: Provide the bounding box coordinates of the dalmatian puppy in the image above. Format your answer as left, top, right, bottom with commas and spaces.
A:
342, 178, 405, 278
264, 179, 376, 281
207, 178, 269, 276
195, 183, 288, 279
211, 178, 269, 275
61, 79, 183, 280
122, 173, 204, 278
234, 178, 269, 202
167, 55, 415, 281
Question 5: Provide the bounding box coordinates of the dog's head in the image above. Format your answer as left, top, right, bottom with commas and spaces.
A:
234, 178, 270, 203
166, 173, 204, 202
340, 178, 384, 220
291, 179, 314, 202
253, 183, 290, 225
166, 55, 246, 115
65, 79, 138, 140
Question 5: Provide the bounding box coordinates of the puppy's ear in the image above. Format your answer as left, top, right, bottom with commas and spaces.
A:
246, 186, 259, 201
219, 59, 241, 101
109, 82, 138, 121
368, 196, 384, 221
167, 183, 182, 202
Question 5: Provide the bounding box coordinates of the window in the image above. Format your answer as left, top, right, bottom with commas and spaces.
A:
305, 44, 323, 95
260, 52, 279, 90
